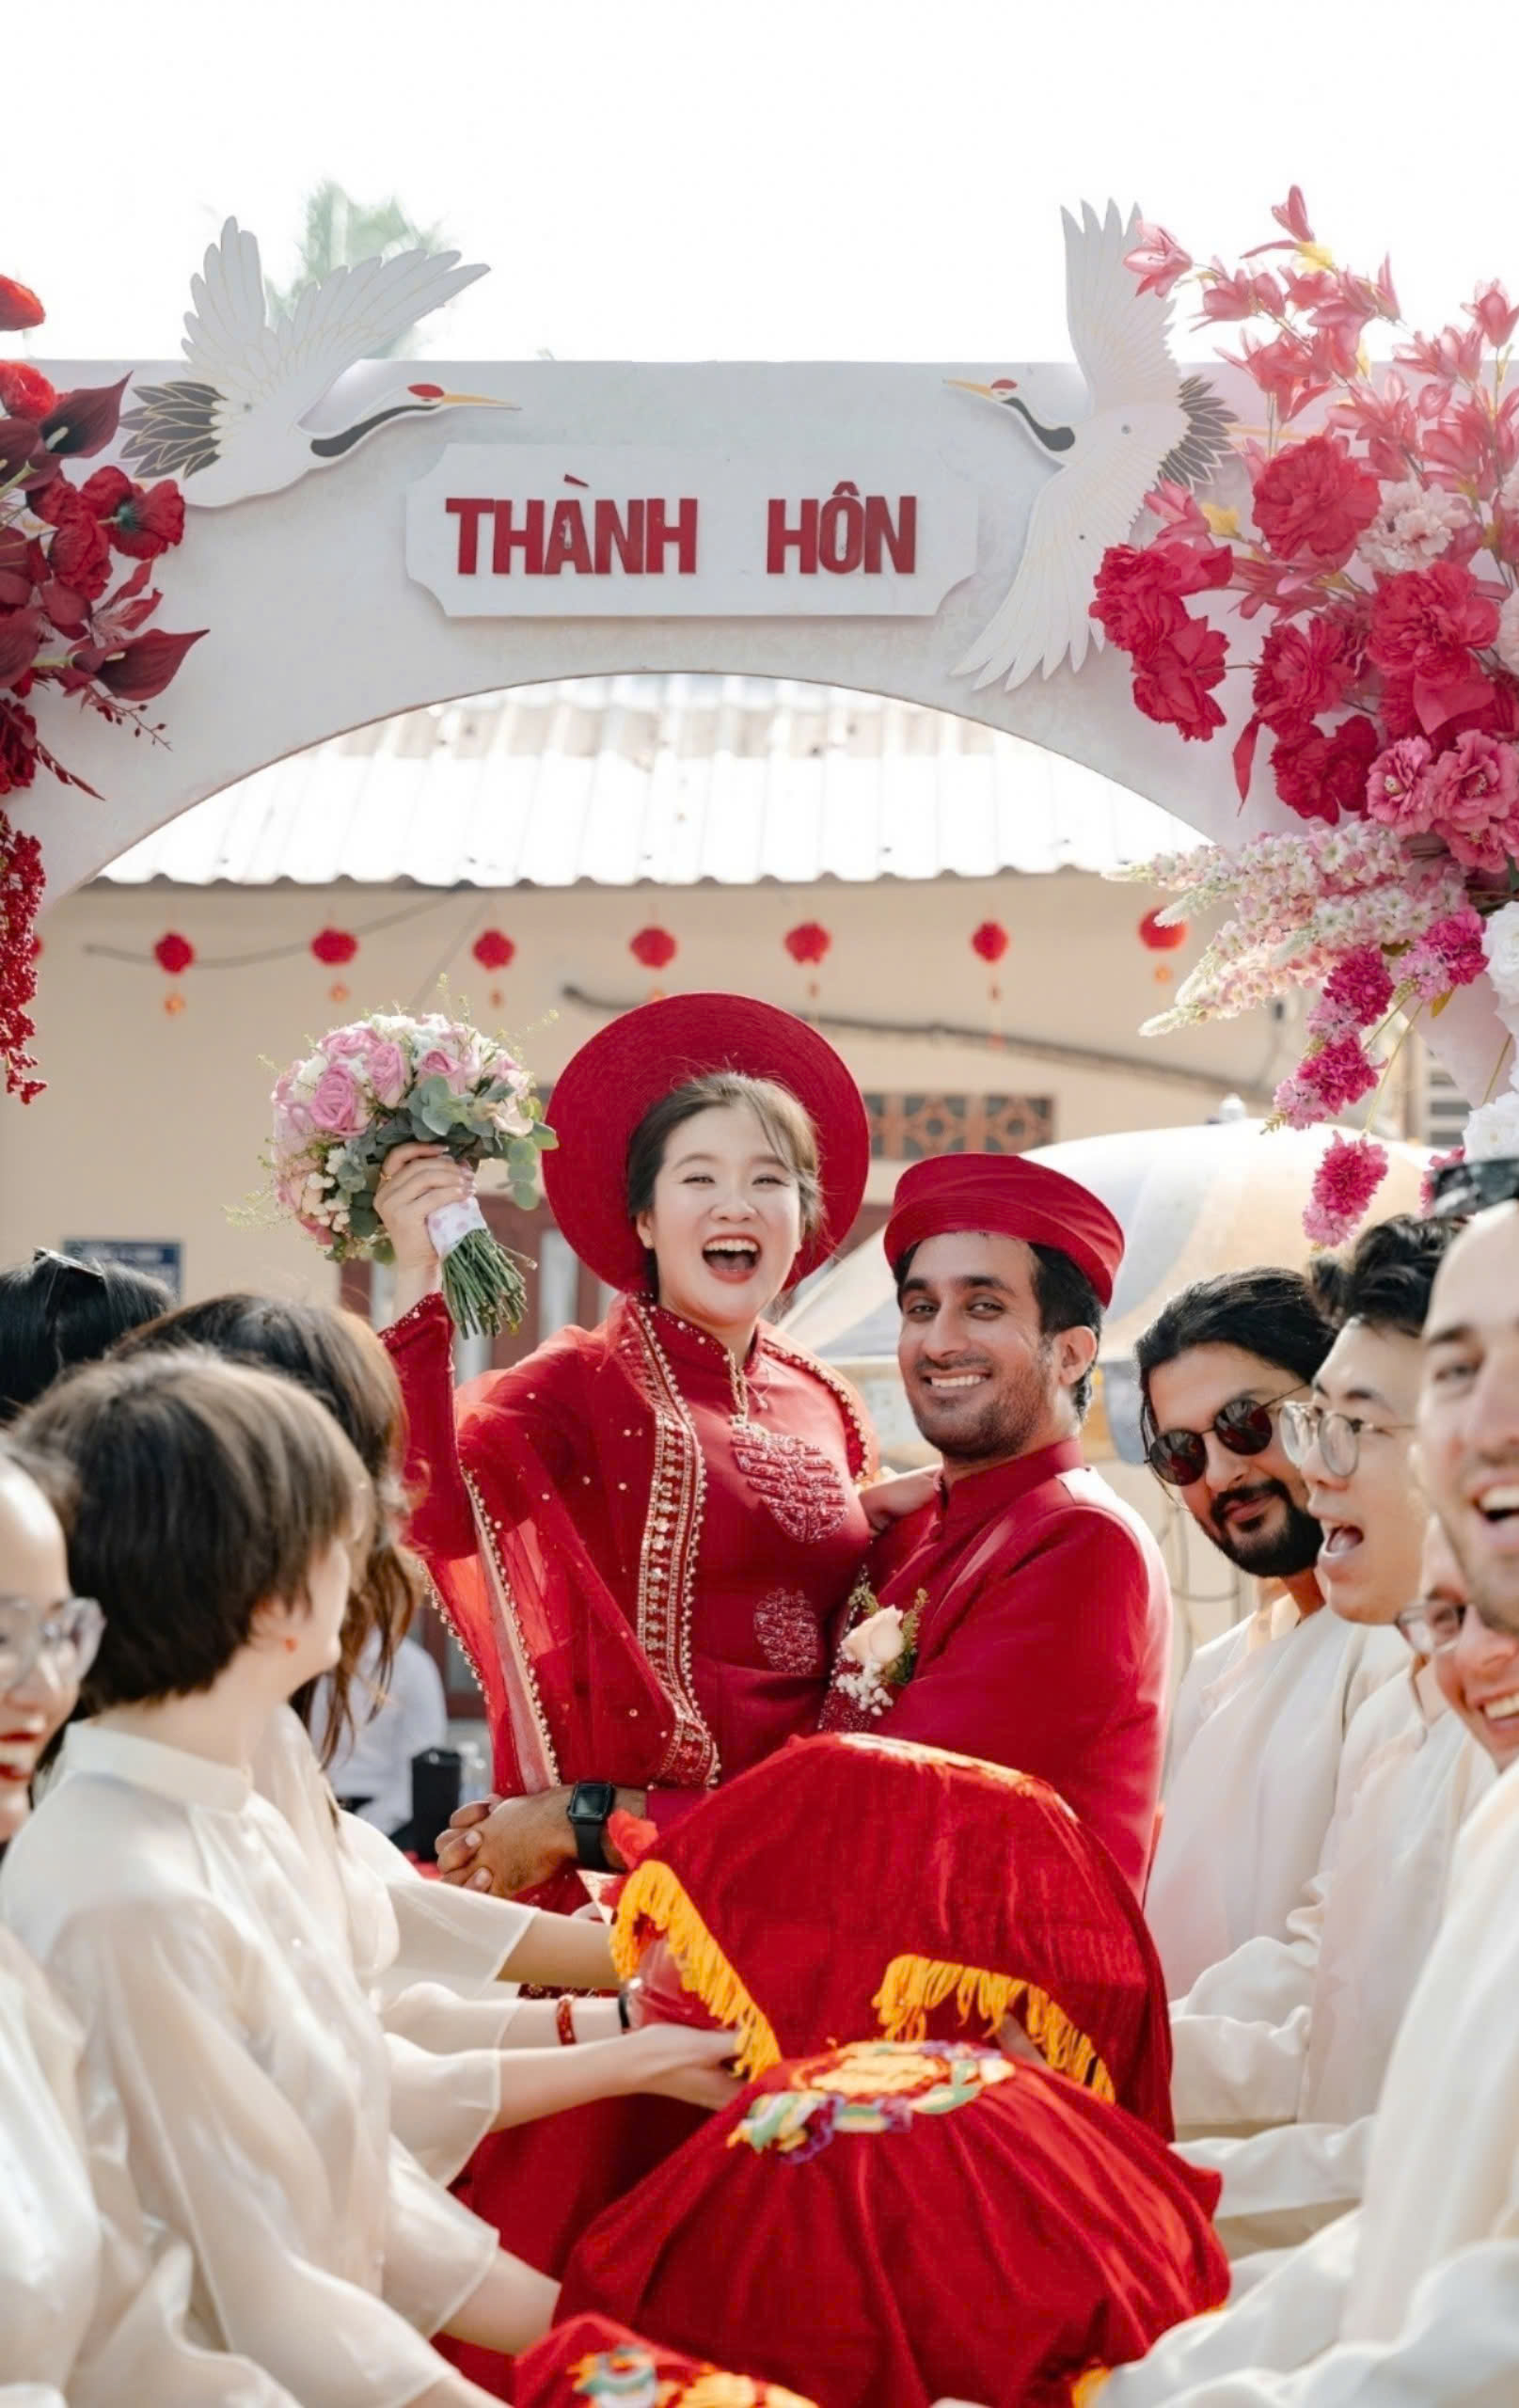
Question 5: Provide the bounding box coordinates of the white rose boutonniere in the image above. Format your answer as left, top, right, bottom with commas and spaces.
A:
831, 1589, 926, 1718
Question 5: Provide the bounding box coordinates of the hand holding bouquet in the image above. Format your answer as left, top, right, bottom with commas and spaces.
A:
269, 1010, 554, 1336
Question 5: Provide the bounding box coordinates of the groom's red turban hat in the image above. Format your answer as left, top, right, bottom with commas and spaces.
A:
884, 1151, 1125, 1305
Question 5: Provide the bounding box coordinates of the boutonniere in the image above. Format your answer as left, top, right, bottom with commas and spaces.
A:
833, 1588, 926, 1717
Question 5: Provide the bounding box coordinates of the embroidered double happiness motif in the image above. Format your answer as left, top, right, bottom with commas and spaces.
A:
731, 1420, 851, 1544
753, 1587, 827, 1677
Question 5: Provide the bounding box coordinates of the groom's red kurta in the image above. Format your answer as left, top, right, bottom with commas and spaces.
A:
845, 1437, 1172, 1895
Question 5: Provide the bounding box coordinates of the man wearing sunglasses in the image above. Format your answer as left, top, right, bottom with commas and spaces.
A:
1138, 1269, 1406, 1996
1166, 1220, 1495, 2258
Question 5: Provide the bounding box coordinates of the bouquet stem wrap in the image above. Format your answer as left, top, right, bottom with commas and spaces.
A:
426, 1195, 529, 1339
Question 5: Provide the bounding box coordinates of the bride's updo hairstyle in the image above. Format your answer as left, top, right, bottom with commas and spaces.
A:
625, 1072, 824, 1274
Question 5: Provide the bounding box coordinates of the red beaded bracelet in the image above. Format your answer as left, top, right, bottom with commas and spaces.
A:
555, 1996, 577, 2047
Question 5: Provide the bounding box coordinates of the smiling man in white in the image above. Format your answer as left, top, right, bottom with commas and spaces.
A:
1165, 1215, 1494, 2256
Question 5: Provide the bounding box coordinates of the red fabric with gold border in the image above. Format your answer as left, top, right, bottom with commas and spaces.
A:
558, 2043, 1227, 2408
611, 1731, 1175, 2137
514, 2312, 819, 2405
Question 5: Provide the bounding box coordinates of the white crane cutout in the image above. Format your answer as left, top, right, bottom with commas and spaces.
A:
120, 220, 511, 508
951, 201, 1231, 692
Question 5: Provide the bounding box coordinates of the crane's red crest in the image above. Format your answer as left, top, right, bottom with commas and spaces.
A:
407, 382, 445, 399
990, 377, 1019, 391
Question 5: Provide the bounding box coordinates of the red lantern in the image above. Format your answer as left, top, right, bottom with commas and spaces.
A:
970, 920, 1009, 966
153, 931, 194, 976
630, 926, 677, 972
472, 928, 516, 973
310, 927, 358, 967
970, 917, 1010, 1008
783, 919, 832, 1003
629, 924, 677, 1000
783, 921, 832, 968
1139, 908, 1187, 952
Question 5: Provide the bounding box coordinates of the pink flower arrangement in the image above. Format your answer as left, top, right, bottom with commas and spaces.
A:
268, 1009, 552, 1336
1305, 1133, 1391, 1245
1107, 192, 1519, 1238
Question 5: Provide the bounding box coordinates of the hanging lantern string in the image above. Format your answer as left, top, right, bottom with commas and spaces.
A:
559, 983, 1277, 1106
82, 889, 475, 974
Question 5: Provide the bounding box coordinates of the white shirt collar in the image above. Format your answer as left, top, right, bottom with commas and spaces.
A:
63, 1722, 252, 1814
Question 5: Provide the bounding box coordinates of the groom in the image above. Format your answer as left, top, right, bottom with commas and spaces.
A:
826, 1153, 1172, 1896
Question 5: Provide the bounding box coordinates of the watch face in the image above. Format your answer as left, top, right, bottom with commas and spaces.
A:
573, 1782, 616, 1823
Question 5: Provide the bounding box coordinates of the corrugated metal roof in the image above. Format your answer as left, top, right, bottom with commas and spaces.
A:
100, 674, 1204, 889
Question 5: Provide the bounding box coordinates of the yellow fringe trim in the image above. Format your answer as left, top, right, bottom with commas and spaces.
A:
611, 1859, 782, 2080
872, 1955, 1115, 2104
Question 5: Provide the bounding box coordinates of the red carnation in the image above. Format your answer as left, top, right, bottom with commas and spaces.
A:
1252, 434, 1382, 567
1091, 539, 1231, 655
0, 277, 43, 334
1368, 560, 1500, 680
45, 507, 113, 606
1320, 714, 1380, 817
1251, 616, 1358, 731
1270, 714, 1379, 826
77, 466, 186, 561
0, 700, 39, 795
1131, 618, 1229, 742
0, 363, 55, 420
90, 626, 206, 702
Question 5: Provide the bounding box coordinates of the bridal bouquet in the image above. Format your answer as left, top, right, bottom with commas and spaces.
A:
269, 1009, 554, 1336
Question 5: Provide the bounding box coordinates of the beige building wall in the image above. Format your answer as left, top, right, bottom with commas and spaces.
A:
2, 870, 1288, 1301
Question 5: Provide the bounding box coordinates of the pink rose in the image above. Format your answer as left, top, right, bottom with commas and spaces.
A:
364, 1038, 408, 1107
324, 1026, 372, 1059
274, 1099, 314, 1149
308, 1063, 367, 1136
416, 1046, 472, 1092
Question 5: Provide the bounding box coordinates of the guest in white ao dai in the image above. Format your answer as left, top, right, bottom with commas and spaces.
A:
4, 1350, 560, 2408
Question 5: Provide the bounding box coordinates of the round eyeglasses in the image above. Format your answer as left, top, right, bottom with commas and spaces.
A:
1396, 1596, 1468, 1655
0, 1595, 104, 1695
1144, 1388, 1304, 1488
1279, 1401, 1416, 1480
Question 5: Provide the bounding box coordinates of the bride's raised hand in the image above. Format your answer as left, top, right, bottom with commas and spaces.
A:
375, 1142, 475, 1315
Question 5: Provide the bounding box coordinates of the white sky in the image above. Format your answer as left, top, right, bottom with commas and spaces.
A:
15, 0, 1519, 368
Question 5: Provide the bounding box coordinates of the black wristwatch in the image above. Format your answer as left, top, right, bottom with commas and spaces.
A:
567, 1780, 618, 1872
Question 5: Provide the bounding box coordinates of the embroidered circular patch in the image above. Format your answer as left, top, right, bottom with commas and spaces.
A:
753, 1588, 827, 1675
729, 2041, 1015, 2162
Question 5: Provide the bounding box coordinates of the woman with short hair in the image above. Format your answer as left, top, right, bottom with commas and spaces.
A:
3, 1348, 560, 2406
